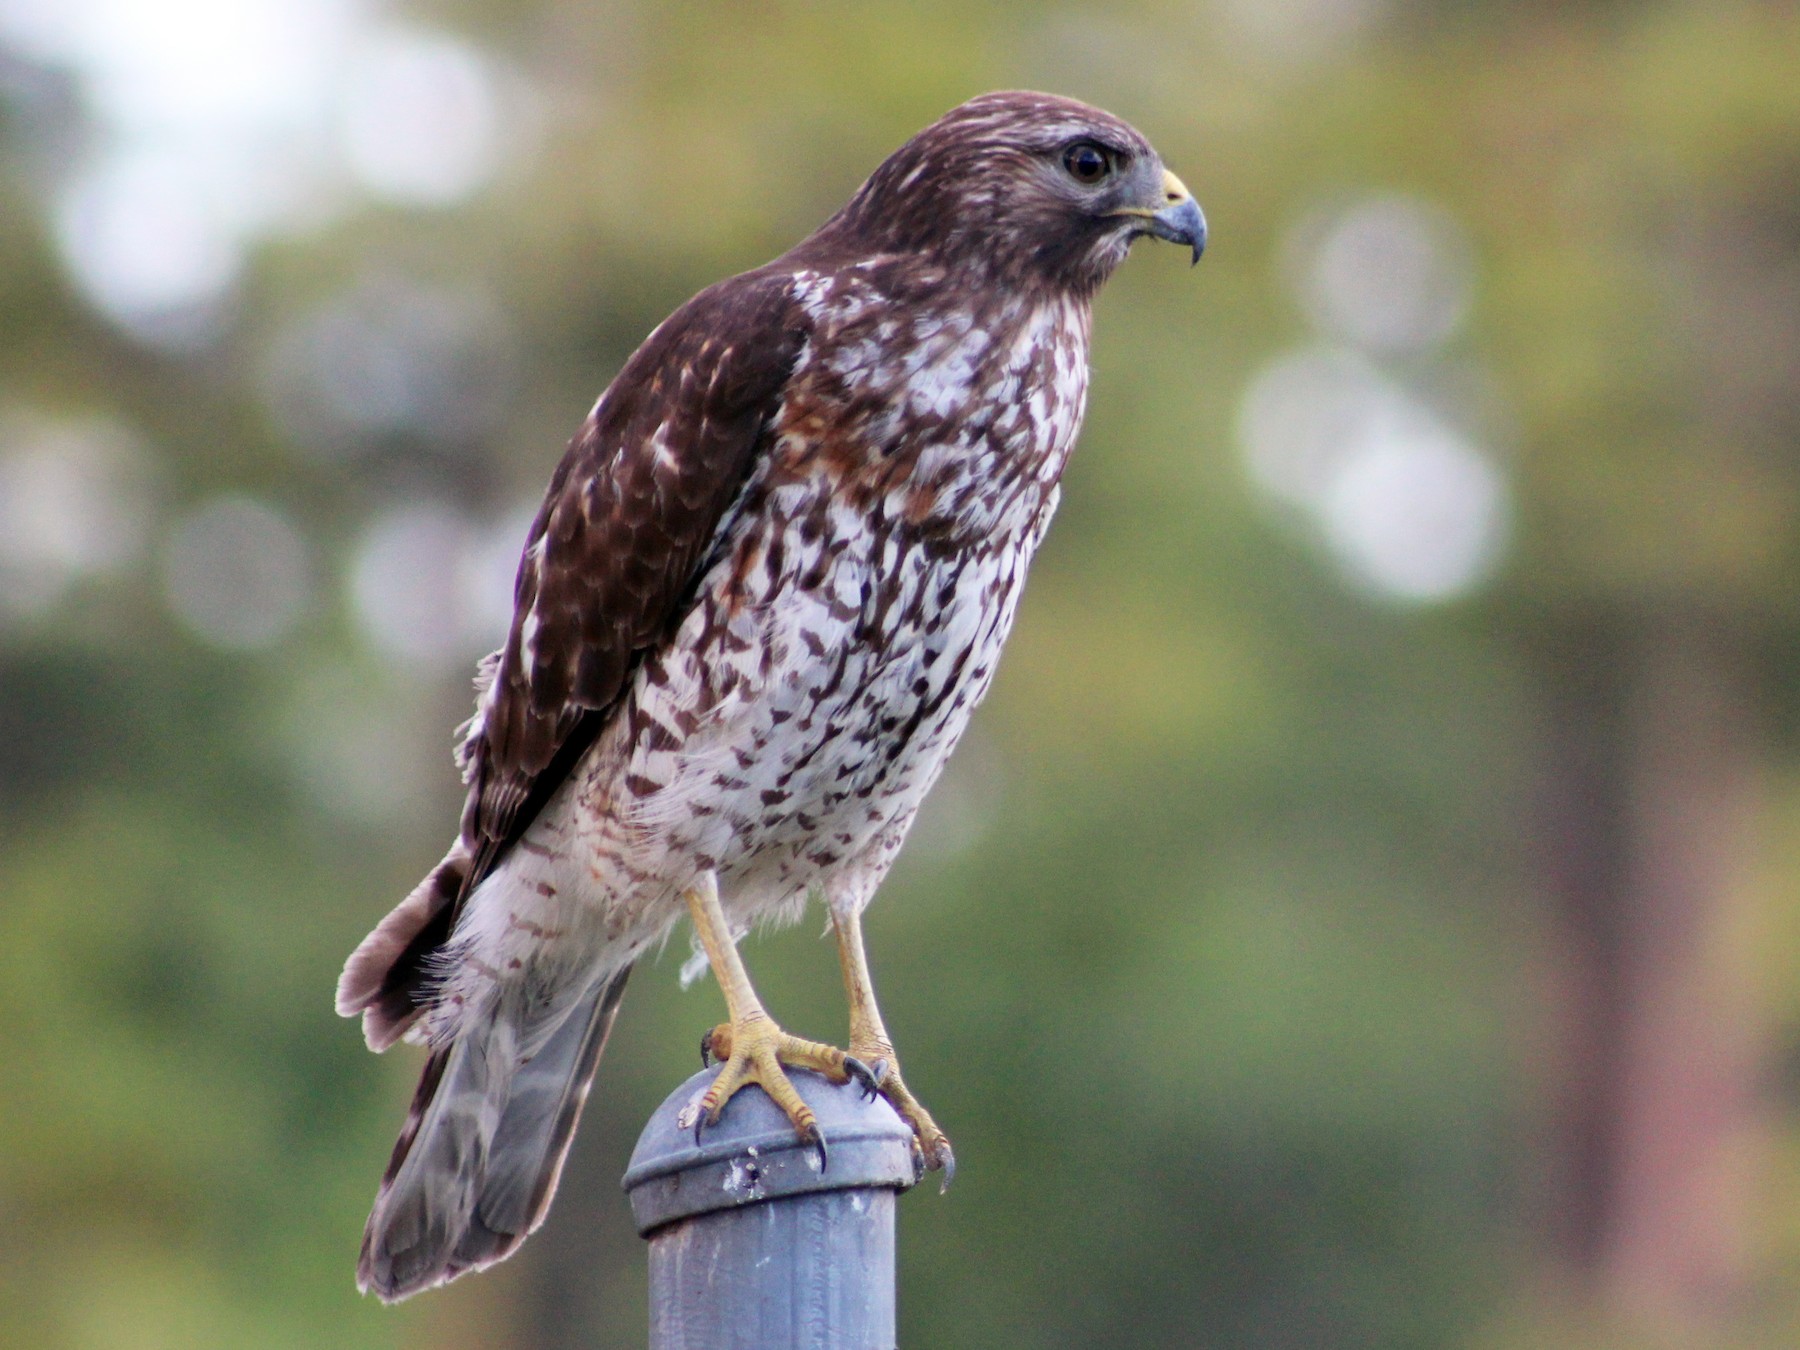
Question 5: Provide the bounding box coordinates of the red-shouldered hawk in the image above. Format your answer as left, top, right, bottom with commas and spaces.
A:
337, 89, 1205, 1301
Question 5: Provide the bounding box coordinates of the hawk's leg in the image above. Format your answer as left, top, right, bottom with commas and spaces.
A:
684, 873, 874, 1160
832, 903, 956, 1187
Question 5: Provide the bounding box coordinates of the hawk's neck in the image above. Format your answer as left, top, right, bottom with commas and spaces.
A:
772, 260, 1091, 546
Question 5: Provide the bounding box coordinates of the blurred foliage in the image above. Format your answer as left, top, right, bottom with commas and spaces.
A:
3, 1, 1800, 1347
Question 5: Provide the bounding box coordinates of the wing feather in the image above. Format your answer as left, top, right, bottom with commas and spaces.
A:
361, 269, 809, 1032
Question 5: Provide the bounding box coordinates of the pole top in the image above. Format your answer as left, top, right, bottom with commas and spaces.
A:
622, 1067, 919, 1237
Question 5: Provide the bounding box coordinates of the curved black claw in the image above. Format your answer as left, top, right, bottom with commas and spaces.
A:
693, 1099, 725, 1149
905, 1134, 956, 1192
843, 1055, 882, 1103
805, 1124, 829, 1174
700, 1030, 716, 1069
936, 1141, 957, 1194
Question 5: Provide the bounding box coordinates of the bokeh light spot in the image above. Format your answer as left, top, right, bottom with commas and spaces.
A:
348, 502, 524, 669
0, 411, 153, 617
1239, 345, 1508, 603
1293, 193, 1475, 356
261, 275, 517, 459
337, 28, 502, 206
161, 495, 311, 649
54, 147, 243, 340
1322, 416, 1507, 602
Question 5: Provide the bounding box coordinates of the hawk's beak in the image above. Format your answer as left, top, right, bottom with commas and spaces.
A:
1112, 168, 1207, 265
1145, 170, 1205, 265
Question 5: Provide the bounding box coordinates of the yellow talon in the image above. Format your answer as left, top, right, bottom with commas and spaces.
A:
683, 877, 872, 1161
682, 873, 949, 1181
834, 905, 956, 1188
695, 1015, 856, 1142
847, 1038, 955, 1188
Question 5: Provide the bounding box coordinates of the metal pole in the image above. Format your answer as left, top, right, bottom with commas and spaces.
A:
622, 1066, 919, 1350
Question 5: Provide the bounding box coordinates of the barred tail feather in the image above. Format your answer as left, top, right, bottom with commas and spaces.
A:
357, 967, 633, 1302
337, 845, 472, 1051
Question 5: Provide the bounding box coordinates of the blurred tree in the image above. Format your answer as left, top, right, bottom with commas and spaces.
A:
3, 2, 1800, 1349
1472, 9, 1800, 1332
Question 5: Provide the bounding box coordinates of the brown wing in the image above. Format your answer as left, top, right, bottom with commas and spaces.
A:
362, 269, 809, 1028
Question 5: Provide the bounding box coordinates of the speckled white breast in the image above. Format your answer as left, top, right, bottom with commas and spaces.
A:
431, 281, 1089, 1026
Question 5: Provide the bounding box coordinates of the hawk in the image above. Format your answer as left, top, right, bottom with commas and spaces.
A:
337, 89, 1205, 1301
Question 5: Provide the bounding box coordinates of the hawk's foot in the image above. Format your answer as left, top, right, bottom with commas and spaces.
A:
694, 1015, 877, 1167
856, 1045, 956, 1190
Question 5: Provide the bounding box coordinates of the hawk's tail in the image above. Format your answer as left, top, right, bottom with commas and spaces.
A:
356, 966, 633, 1303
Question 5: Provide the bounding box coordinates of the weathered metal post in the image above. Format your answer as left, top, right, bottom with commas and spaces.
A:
623, 1067, 919, 1350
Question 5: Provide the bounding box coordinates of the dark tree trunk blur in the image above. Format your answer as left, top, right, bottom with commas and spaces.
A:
1533, 614, 1761, 1326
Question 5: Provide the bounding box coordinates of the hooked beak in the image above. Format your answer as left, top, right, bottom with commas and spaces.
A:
1114, 168, 1207, 265
1146, 169, 1206, 265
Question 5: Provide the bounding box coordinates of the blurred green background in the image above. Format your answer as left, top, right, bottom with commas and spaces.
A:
5, 1, 1800, 1346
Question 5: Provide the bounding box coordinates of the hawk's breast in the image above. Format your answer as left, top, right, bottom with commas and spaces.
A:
579, 272, 1092, 912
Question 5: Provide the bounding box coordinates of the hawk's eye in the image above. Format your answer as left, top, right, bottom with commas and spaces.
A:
1061, 142, 1112, 186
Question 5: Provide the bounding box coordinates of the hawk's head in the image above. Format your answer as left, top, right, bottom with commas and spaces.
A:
827, 90, 1205, 294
